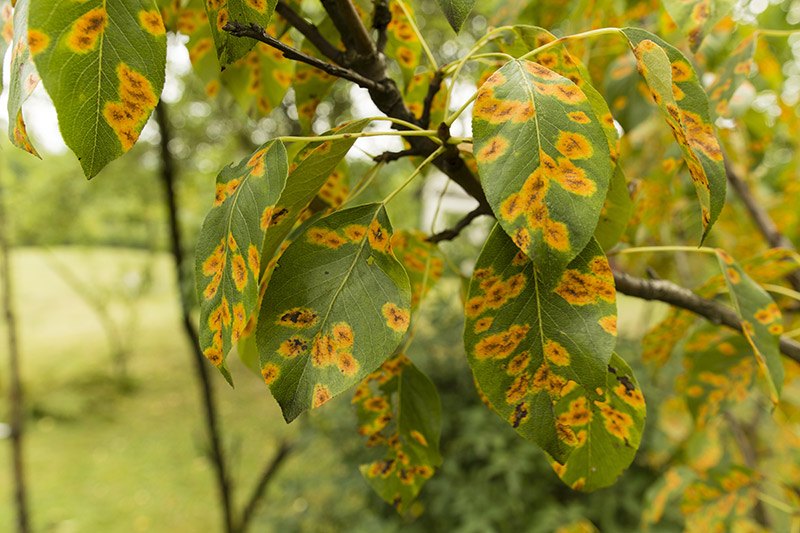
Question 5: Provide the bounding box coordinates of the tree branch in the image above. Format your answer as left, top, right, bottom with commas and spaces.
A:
428, 205, 492, 243
372, 0, 391, 53
725, 159, 800, 291
235, 441, 293, 532
224, 22, 379, 90
155, 102, 235, 533
319, 0, 377, 59
421, 70, 445, 129
275, 1, 344, 64
613, 270, 800, 363
373, 147, 425, 163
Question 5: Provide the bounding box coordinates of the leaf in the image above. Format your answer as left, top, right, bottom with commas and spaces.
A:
195, 141, 289, 382
355, 354, 442, 513
390, 230, 444, 312
715, 249, 784, 402
7, 0, 40, 157
547, 353, 646, 492
621, 28, 726, 240
29, 0, 167, 178
259, 119, 370, 274
256, 203, 412, 422
662, 0, 735, 52
708, 35, 755, 118
472, 59, 613, 274
681, 328, 755, 425
594, 166, 633, 250
463, 225, 618, 463
604, 55, 654, 133
435, 0, 475, 32
204, 0, 277, 66
385, 1, 422, 87
642, 467, 695, 526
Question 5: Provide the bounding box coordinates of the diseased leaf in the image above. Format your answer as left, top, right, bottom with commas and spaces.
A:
404, 71, 446, 125
204, 0, 277, 66
259, 119, 370, 274
435, 0, 475, 32
642, 467, 695, 526
472, 59, 613, 274
708, 35, 755, 118
621, 28, 726, 240
355, 354, 442, 513
385, 1, 422, 87
390, 230, 444, 312
257, 203, 412, 422
7, 0, 40, 156
594, 166, 633, 250
464, 225, 618, 464
662, 0, 734, 52
547, 353, 646, 491
195, 141, 289, 382
715, 248, 783, 402
29, 0, 167, 178
681, 328, 755, 425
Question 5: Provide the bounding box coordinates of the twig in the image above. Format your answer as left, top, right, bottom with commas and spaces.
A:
275, 1, 344, 64
420, 70, 445, 128
613, 270, 800, 363
0, 162, 30, 532
427, 205, 492, 243
235, 441, 294, 532
224, 22, 379, 90
373, 147, 425, 163
155, 102, 235, 533
373, 0, 391, 53
725, 159, 800, 291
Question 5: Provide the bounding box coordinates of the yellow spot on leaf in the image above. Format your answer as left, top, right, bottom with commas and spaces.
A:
312, 384, 332, 408
474, 316, 493, 333
599, 315, 617, 335
474, 324, 530, 360
27, 29, 49, 55
139, 10, 165, 36
67, 7, 107, 53
231, 253, 247, 292
382, 303, 410, 333
544, 339, 570, 366
277, 336, 308, 358
555, 131, 593, 160
261, 363, 280, 384
567, 111, 591, 124
337, 352, 359, 376
277, 307, 318, 328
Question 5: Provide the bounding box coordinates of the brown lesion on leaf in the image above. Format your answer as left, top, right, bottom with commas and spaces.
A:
139, 9, 166, 36
312, 383, 333, 408
27, 29, 49, 56
382, 303, 410, 333
277, 336, 308, 358
261, 363, 280, 385
474, 324, 530, 360
277, 307, 318, 328
67, 7, 107, 53
103, 64, 158, 151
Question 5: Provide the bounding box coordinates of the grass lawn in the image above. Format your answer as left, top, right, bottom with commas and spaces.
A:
0, 248, 379, 532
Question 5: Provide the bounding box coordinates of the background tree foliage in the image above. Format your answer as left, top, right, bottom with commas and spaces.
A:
3, 0, 800, 531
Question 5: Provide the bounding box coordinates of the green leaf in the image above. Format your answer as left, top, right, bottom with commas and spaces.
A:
195, 141, 289, 382
715, 249, 784, 402
29, 0, 167, 178
547, 353, 646, 492
435, 0, 475, 32
7, 0, 40, 157
204, 0, 277, 66
355, 354, 442, 513
708, 35, 755, 118
257, 203, 412, 422
662, 0, 735, 51
472, 59, 613, 274
594, 165, 633, 250
463, 225, 618, 463
621, 28, 726, 240
259, 119, 370, 274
